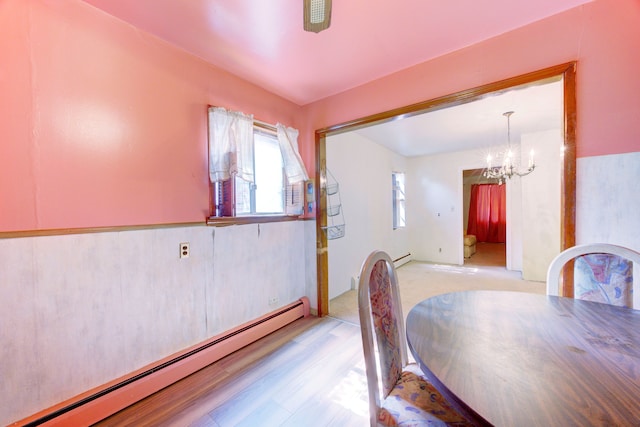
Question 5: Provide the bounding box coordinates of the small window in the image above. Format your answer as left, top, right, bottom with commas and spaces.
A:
392, 172, 406, 229
215, 129, 288, 216
207, 107, 307, 222
234, 131, 285, 215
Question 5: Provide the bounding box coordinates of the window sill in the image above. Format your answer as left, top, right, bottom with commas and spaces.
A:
206, 215, 302, 227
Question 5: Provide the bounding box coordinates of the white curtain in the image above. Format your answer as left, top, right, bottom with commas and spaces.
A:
208, 107, 254, 183
208, 107, 233, 182
276, 123, 309, 183
231, 112, 254, 183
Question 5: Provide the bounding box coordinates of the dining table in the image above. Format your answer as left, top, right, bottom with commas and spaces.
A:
405, 290, 640, 426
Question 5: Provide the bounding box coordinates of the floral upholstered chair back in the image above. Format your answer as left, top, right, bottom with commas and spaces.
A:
358, 251, 476, 427
357, 251, 408, 416
547, 243, 640, 309
368, 259, 404, 397
574, 254, 632, 307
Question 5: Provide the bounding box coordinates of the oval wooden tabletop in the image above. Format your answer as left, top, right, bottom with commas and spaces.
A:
406, 290, 640, 427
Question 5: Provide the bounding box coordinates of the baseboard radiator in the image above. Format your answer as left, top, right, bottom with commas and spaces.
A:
352, 253, 412, 290
393, 252, 412, 268
15, 297, 311, 427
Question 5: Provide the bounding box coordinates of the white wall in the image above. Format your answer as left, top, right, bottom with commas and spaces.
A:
521, 130, 563, 280
0, 221, 314, 425
327, 127, 565, 302
407, 148, 493, 264
408, 130, 561, 275
506, 172, 524, 271
577, 151, 640, 247
326, 132, 408, 299
324, 138, 638, 303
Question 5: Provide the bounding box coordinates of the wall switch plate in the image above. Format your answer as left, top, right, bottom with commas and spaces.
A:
180, 242, 190, 259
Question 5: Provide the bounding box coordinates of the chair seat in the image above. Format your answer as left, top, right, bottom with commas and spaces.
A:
378, 364, 472, 426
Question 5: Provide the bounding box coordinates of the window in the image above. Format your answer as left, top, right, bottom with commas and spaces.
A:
392, 172, 406, 229
234, 130, 285, 215
207, 107, 307, 221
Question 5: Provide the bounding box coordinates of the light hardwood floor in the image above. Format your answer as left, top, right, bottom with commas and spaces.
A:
95, 248, 543, 426
94, 316, 370, 427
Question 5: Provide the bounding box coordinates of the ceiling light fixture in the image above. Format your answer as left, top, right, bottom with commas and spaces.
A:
484, 111, 535, 184
304, 0, 332, 33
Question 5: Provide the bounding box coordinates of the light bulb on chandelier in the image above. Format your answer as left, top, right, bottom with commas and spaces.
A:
484, 111, 535, 184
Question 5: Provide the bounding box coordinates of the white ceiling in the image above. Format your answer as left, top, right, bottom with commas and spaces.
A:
353, 78, 563, 157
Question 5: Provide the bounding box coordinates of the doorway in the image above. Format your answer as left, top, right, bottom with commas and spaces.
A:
463, 168, 507, 268
315, 63, 576, 317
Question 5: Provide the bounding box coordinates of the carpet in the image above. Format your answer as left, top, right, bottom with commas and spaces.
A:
329, 244, 545, 325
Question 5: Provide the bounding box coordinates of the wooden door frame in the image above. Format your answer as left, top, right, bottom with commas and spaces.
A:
315, 62, 577, 316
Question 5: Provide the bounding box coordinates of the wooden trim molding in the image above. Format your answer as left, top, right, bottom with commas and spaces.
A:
0, 222, 205, 240
314, 62, 578, 314
206, 215, 303, 227
0, 215, 308, 239
560, 62, 578, 297
315, 132, 329, 317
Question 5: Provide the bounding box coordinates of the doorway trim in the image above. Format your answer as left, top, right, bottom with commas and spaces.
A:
315, 62, 577, 316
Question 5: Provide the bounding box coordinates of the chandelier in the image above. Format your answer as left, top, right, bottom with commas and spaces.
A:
484, 111, 535, 184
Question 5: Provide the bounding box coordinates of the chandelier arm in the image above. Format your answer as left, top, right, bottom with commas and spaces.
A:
483, 111, 536, 183
513, 165, 536, 177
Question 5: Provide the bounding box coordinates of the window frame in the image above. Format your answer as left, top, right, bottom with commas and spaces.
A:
207, 123, 304, 225
234, 129, 286, 216
392, 172, 406, 230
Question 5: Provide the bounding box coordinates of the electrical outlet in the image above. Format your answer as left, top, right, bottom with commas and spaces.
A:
180, 242, 190, 259
268, 296, 279, 306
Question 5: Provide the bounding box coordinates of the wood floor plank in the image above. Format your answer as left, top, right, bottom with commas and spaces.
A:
205, 332, 340, 423
273, 333, 364, 413
188, 414, 220, 427
93, 316, 369, 427
279, 395, 362, 427
231, 398, 292, 427
207, 321, 361, 425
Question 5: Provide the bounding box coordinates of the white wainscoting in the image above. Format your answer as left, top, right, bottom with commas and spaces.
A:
0, 220, 314, 425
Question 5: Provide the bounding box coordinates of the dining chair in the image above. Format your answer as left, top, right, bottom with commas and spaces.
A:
357, 250, 473, 426
546, 243, 640, 308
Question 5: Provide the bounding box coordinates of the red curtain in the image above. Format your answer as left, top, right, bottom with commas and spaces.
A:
467, 184, 506, 243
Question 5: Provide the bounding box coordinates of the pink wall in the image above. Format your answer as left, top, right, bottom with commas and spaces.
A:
302, 0, 640, 162
0, 1, 36, 229
0, 0, 301, 232
1, 0, 638, 233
